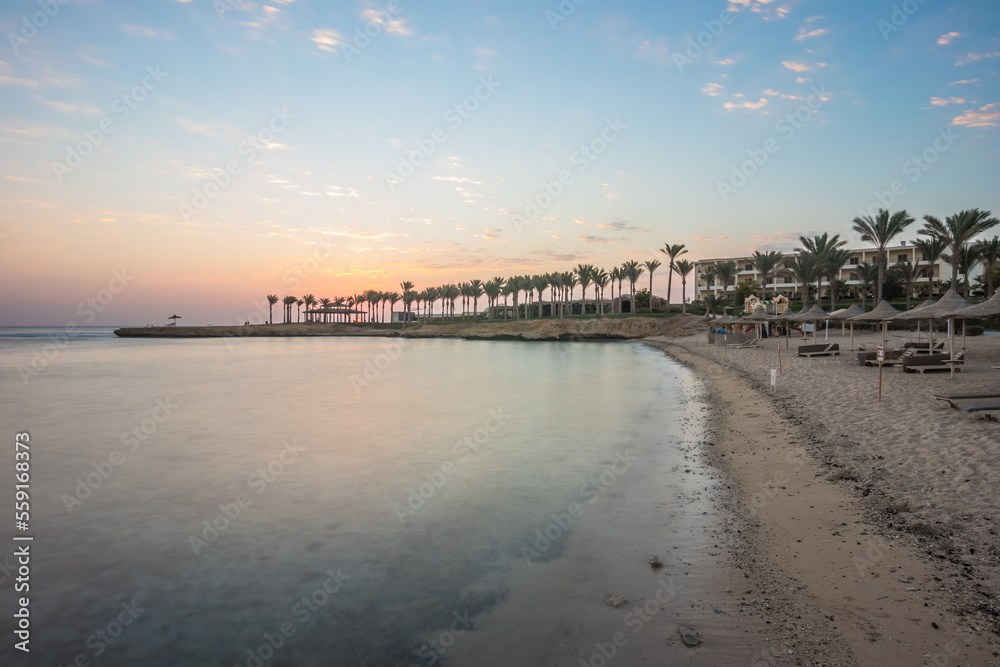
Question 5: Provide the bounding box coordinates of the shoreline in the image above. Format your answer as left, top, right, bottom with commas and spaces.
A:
643, 334, 1000, 665
111, 316, 707, 342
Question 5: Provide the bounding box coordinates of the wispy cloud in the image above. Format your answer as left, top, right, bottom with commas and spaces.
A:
723, 98, 769, 110
579, 235, 617, 244
319, 230, 409, 239
702, 82, 724, 97
956, 51, 1000, 65
936, 32, 960, 45
781, 60, 812, 72
39, 99, 103, 116
949, 78, 979, 85
795, 16, 828, 41
361, 8, 412, 36
929, 96, 965, 106
596, 219, 647, 232
951, 102, 1000, 128
120, 24, 175, 39
312, 28, 344, 53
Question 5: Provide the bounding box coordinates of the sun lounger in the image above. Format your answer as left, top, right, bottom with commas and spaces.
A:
902, 352, 965, 373
955, 400, 1000, 413
933, 391, 1000, 409
798, 343, 839, 357
903, 341, 945, 354
855, 348, 907, 366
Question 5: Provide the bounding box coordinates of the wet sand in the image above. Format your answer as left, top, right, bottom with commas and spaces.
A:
644, 330, 1000, 666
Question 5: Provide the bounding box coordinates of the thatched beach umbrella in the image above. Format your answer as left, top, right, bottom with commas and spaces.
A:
934, 288, 993, 379
168, 314, 181, 326
788, 304, 828, 342
895, 288, 973, 368
825, 303, 867, 351
850, 300, 902, 348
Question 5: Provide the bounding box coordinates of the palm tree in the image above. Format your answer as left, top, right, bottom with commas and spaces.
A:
713, 260, 738, 305
783, 253, 817, 308
531, 275, 548, 317
920, 208, 1000, 288
386, 291, 401, 322
484, 279, 502, 319
854, 261, 878, 309
350, 293, 366, 323
575, 264, 594, 315
644, 259, 662, 309
282, 295, 297, 324
469, 279, 484, 318
296, 299, 304, 322
365, 290, 381, 323
891, 260, 927, 309
702, 293, 722, 317
824, 247, 852, 311
913, 236, 948, 297
608, 267, 622, 313
944, 244, 983, 297
302, 294, 316, 322
799, 232, 846, 305
593, 268, 610, 316
674, 259, 694, 314
852, 209, 915, 303
420, 287, 437, 320
659, 244, 687, 310
401, 290, 417, 327
266, 294, 278, 324
701, 266, 719, 302
319, 297, 332, 323
750, 250, 783, 300
974, 236, 1000, 296
399, 281, 415, 320
621, 260, 644, 312
564, 272, 578, 316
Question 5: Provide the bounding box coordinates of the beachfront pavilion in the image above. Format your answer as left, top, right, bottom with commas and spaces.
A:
304, 307, 362, 323
694, 241, 969, 303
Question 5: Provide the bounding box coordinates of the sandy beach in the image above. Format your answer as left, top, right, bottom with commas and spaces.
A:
645, 327, 1000, 665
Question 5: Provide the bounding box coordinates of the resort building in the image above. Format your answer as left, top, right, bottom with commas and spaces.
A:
693, 241, 967, 302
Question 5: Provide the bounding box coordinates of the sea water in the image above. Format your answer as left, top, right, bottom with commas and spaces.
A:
0, 328, 754, 666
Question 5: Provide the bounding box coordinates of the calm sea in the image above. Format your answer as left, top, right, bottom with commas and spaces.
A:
0, 327, 754, 666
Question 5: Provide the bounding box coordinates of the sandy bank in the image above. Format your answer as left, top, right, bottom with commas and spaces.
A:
644, 332, 1000, 666
113, 315, 707, 341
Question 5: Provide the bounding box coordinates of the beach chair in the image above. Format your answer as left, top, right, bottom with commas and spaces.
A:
727, 337, 761, 349
902, 352, 965, 373
880, 348, 918, 367
797, 343, 839, 357
955, 400, 1000, 413
933, 391, 1000, 409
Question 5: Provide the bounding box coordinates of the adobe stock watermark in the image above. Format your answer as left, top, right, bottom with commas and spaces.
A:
214, 0, 245, 21
383, 74, 500, 192
55, 598, 146, 666
672, 8, 736, 73
178, 107, 294, 223
7, 0, 70, 54
545, 0, 589, 31
510, 117, 627, 234
579, 573, 680, 666
52, 66, 169, 182
341, 0, 405, 63
855, 126, 959, 220
411, 610, 475, 665
877, 0, 930, 41
393, 407, 510, 524
61, 398, 178, 514
234, 567, 349, 667
188, 439, 305, 556
18, 268, 134, 384
350, 339, 405, 393
716, 85, 830, 203
521, 449, 637, 564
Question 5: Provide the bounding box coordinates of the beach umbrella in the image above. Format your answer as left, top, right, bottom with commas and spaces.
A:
850, 300, 902, 348
825, 303, 867, 351
168, 314, 181, 326
894, 288, 973, 371
938, 289, 998, 379
787, 304, 828, 342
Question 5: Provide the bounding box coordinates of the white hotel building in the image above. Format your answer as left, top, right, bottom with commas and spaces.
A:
693, 241, 958, 302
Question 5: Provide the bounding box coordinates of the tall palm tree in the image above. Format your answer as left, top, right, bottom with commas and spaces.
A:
469, 279, 484, 318
399, 281, 415, 320
302, 294, 316, 322
608, 267, 622, 313
659, 244, 687, 309
701, 266, 719, 302
913, 236, 948, 297
750, 250, 783, 300
854, 261, 879, 310
944, 244, 984, 296
531, 275, 548, 317
401, 290, 417, 327
824, 247, 852, 311
593, 268, 609, 316
319, 297, 332, 323
783, 254, 817, 308
350, 293, 366, 323
974, 236, 1000, 296
386, 291, 401, 322
920, 208, 1000, 287
282, 295, 297, 324
484, 279, 502, 319
575, 264, 594, 315
296, 299, 304, 322
621, 260, 644, 312
799, 232, 846, 305
420, 287, 437, 320
644, 259, 662, 308
713, 261, 738, 305
364, 290, 380, 323
852, 209, 915, 303
266, 294, 278, 324
674, 259, 694, 314
564, 272, 578, 316
891, 260, 927, 309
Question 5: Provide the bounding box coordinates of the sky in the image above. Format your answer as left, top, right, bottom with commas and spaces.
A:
1, 0, 998, 325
